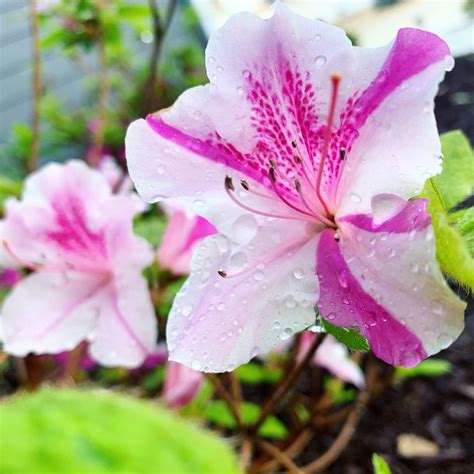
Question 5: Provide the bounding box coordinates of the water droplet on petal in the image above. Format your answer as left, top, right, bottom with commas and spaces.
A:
181, 305, 193, 317
253, 270, 264, 281
293, 268, 304, 279
314, 55, 326, 67
350, 192, 361, 203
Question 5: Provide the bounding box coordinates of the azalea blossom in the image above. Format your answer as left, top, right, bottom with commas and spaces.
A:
300, 333, 364, 388
163, 360, 204, 408
126, 3, 465, 371
158, 206, 216, 275
0, 160, 157, 367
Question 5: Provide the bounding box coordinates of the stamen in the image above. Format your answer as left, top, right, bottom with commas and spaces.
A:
268, 167, 316, 219
217, 269, 227, 278
224, 176, 308, 222
3, 240, 41, 272
314, 74, 341, 217
339, 147, 346, 160
240, 179, 250, 191
295, 180, 336, 228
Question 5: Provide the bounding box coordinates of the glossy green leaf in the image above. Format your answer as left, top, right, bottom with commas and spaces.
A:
421, 131, 474, 290
0, 388, 240, 474
434, 131, 474, 210
372, 453, 391, 474
322, 319, 369, 351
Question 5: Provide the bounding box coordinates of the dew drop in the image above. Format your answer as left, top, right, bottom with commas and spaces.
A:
217, 65, 224, 73
437, 333, 452, 349
208, 56, 216, 63
314, 55, 326, 66
180, 305, 193, 317
350, 192, 361, 203
253, 270, 264, 281
283, 295, 296, 309
242, 69, 251, 79
293, 268, 304, 279
156, 162, 166, 175
217, 302, 226, 312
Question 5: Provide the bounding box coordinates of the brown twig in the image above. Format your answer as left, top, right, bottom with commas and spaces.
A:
88, 19, 110, 166
206, 373, 242, 427
141, 0, 177, 115
229, 371, 242, 410
301, 390, 370, 473
239, 437, 253, 472
28, 0, 41, 172
24, 354, 44, 391
59, 341, 87, 385
257, 440, 302, 474
251, 333, 327, 435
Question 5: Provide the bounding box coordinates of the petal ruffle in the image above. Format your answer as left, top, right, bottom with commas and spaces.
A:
89, 271, 157, 368
335, 28, 453, 215
167, 221, 319, 372
317, 199, 465, 367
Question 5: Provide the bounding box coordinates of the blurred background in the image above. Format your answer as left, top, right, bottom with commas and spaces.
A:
0, 1, 473, 473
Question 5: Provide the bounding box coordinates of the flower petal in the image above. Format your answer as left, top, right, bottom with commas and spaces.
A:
167, 221, 319, 372
89, 272, 157, 368
1, 272, 105, 356
163, 361, 204, 409
335, 28, 453, 215
317, 200, 465, 367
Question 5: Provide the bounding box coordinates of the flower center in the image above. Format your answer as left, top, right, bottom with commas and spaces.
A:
223, 74, 344, 231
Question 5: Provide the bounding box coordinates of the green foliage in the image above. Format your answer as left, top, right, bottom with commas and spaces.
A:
421, 131, 474, 290
235, 362, 282, 385
0, 175, 22, 212
372, 453, 391, 474
324, 378, 357, 405
395, 358, 452, 380
322, 319, 369, 351
0, 388, 240, 474
133, 212, 168, 247
432, 131, 474, 209
204, 400, 288, 439
449, 207, 474, 256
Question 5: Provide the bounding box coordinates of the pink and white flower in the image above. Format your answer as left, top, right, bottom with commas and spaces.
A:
157, 206, 216, 275
163, 361, 204, 408
1, 160, 157, 367
126, 3, 465, 371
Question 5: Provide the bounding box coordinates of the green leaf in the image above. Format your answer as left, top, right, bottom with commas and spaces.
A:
449, 207, 474, 255
133, 213, 167, 247
434, 131, 474, 210
420, 131, 474, 290
421, 180, 474, 290
203, 400, 288, 439
235, 362, 282, 385
321, 319, 369, 351
0, 388, 240, 474
372, 453, 391, 474
395, 358, 452, 380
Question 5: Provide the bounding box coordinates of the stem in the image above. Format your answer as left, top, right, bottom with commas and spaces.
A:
301, 390, 369, 473
251, 333, 327, 435
89, 22, 110, 167
28, 0, 41, 172
24, 354, 44, 390
256, 440, 302, 474
60, 341, 87, 385
239, 438, 253, 472
141, 0, 177, 115
206, 373, 242, 428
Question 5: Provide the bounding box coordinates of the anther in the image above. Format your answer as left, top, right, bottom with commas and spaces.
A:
269, 159, 277, 168
269, 166, 277, 182
240, 179, 250, 191
225, 175, 235, 191
291, 139, 297, 148
339, 147, 346, 161
294, 179, 302, 192
334, 230, 340, 242
217, 269, 227, 278
294, 154, 302, 165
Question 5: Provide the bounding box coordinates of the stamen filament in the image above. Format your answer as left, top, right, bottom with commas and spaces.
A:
294, 180, 335, 228
224, 176, 308, 222
269, 167, 317, 219
314, 74, 341, 217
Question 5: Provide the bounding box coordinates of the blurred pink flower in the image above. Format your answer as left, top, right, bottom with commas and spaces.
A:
0, 269, 21, 289
126, 3, 465, 371
157, 207, 216, 275
163, 361, 204, 408
1, 160, 156, 368
300, 333, 364, 388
